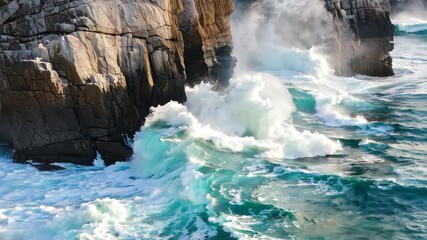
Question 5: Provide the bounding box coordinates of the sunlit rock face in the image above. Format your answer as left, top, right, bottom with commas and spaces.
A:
325, 0, 394, 77
0, 0, 234, 165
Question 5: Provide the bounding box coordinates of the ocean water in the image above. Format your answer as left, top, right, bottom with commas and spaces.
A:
1, 15, 427, 240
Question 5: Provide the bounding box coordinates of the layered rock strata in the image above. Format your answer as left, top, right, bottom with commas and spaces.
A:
0, 0, 234, 165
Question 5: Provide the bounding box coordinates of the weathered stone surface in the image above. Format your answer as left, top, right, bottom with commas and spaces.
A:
325, 0, 394, 76
0, 0, 234, 165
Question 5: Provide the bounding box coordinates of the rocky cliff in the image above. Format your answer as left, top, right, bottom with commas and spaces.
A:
180, 0, 236, 86
0, 0, 396, 165
0, 0, 234, 165
233, 0, 395, 77
325, 0, 394, 76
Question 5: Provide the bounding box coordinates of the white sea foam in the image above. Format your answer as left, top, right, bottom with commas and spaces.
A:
137, 72, 342, 162
392, 4, 427, 27
44, 198, 130, 240
232, 0, 376, 130
359, 138, 376, 146
185, 73, 295, 139
93, 152, 106, 168
0, 157, 218, 240
314, 92, 368, 127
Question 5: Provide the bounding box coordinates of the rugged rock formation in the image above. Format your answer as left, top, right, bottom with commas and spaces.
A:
0, 0, 234, 165
180, 0, 236, 86
325, 0, 395, 76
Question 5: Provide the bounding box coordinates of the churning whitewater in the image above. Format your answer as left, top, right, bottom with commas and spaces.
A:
1, 2, 427, 240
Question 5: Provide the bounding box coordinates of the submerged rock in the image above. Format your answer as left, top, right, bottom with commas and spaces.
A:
0, 0, 234, 165
29, 163, 65, 172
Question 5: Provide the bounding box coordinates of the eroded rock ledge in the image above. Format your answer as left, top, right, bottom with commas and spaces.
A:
0, 0, 234, 165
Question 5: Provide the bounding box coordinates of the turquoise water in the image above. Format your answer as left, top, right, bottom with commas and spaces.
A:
1, 23, 427, 240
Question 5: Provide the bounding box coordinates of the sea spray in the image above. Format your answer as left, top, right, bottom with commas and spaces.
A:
392, 0, 427, 25
230, 0, 373, 130
231, 0, 335, 74
0, 2, 426, 240
0, 23, 426, 240
132, 72, 342, 165
93, 152, 106, 168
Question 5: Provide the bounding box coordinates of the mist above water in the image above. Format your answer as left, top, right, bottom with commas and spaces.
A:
231, 0, 335, 73
392, 0, 427, 24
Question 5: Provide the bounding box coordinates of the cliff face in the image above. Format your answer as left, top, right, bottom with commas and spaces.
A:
0, 0, 234, 165
180, 0, 236, 86
325, 0, 394, 76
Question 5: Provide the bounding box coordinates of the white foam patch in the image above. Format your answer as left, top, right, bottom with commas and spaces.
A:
393, 10, 427, 27
271, 65, 373, 128
93, 152, 106, 168
215, 214, 262, 239
314, 92, 368, 127
44, 198, 130, 240
359, 138, 376, 146
186, 72, 295, 139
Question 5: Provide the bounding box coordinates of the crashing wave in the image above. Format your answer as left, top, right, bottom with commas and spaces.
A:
394, 23, 427, 35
